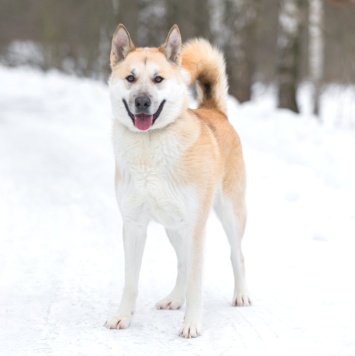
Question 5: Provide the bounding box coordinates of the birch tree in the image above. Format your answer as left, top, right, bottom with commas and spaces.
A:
277, 0, 304, 113
309, 0, 324, 116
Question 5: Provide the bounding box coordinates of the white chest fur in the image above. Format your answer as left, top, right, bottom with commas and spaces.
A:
113, 124, 198, 229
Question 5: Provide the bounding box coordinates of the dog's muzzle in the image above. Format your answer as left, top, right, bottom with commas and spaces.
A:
122, 99, 166, 131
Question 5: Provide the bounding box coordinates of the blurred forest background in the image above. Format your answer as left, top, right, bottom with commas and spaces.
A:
1, 0, 355, 115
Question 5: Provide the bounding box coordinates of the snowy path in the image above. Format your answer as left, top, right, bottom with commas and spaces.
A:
0, 67, 355, 355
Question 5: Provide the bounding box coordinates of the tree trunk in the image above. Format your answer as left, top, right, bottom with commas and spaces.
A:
115, 0, 139, 44
166, 0, 210, 40
137, 0, 166, 46
309, 0, 324, 117
223, 0, 257, 103
277, 0, 304, 113
192, 0, 211, 39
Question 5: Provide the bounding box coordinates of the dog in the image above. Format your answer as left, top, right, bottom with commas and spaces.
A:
105, 24, 250, 338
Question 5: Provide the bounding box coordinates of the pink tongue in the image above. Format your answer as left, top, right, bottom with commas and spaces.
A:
134, 114, 153, 131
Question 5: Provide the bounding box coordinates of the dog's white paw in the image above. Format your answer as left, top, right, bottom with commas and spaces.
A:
233, 293, 252, 307
104, 314, 132, 330
180, 321, 201, 338
156, 296, 185, 310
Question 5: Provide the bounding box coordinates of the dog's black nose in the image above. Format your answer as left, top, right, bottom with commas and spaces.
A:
135, 96, 151, 112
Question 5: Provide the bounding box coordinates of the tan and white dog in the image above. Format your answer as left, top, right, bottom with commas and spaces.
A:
105, 24, 250, 338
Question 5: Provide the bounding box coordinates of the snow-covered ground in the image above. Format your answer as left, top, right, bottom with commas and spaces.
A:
0, 66, 354, 356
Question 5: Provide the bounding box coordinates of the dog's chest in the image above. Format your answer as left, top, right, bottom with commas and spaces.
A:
114, 130, 196, 228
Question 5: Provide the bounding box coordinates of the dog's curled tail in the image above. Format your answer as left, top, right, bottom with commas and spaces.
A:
182, 39, 228, 115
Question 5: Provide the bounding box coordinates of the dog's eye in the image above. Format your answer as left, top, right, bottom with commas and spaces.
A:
126, 75, 135, 83
153, 76, 164, 84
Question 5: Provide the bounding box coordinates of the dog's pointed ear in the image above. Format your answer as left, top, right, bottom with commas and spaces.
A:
160, 25, 182, 65
110, 24, 135, 66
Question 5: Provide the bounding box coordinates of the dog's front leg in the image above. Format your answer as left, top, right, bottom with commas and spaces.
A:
156, 229, 187, 310
180, 226, 205, 338
105, 223, 147, 330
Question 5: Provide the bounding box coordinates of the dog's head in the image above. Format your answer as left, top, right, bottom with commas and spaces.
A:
109, 24, 188, 132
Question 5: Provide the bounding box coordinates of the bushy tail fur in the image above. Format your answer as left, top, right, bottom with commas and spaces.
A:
181, 39, 229, 115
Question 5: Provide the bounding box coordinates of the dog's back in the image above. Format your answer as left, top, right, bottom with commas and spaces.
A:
182, 40, 246, 203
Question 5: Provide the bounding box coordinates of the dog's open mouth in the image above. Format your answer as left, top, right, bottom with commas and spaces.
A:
122, 99, 166, 131
134, 113, 153, 131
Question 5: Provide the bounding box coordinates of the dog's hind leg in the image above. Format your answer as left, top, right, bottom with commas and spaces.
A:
214, 187, 251, 307
156, 229, 186, 310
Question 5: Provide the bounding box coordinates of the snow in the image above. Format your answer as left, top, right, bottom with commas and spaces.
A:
1, 65, 355, 355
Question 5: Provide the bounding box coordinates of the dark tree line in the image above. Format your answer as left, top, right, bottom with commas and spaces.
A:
1, 0, 355, 115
